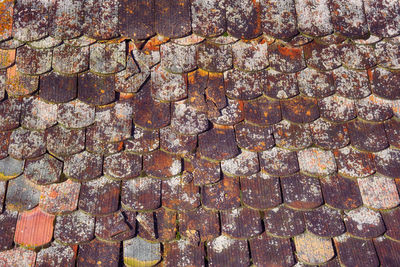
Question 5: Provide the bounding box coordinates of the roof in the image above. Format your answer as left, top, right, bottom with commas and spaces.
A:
0, 0, 400, 266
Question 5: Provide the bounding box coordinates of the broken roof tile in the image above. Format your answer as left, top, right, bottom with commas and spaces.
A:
198, 126, 239, 161
155, 208, 177, 242
24, 154, 62, 185
83, 0, 118, 40
125, 126, 159, 153
14, 207, 54, 248
0, 247, 36, 266
373, 236, 400, 266
207, 235, 249, 267
119, 0, 155, 40
6, 65, 39, 96
298, 147, 336, 176
226, 0, 261, 39
224, 69, 263, 100
295, 0, 333, 37
310, 119, 349, 149
0, 210, 18, 251
160, 126, 197, 155
241, 172, 281, 209
319, 94, 356, 122
244, 96, 281, 126
235, 122, 274, 152
57, 99, 95, 128
335, 146, 375, 178
304, 205, 345, 237
197, 41, 233, 72
49, 0, 83, 39
371, 68, 400, 100
281, 95, 319, 123
274, 120, 312, 150
356, 94, 393, 122
358, 174, 400, 209
77, 72, 115, 105
0, 156, 24, 180
53, 44, 89, 74
304, 42, 341, 71
123, 237, 161, 267
264, 69, 299, 99
221, 207, 262, 238
347, 120, 388, 152
77, 238, 120, 266
104, 151, 141, 180
39, 72, 77, 103
6, 175, 41, 211
115, 55, 150, 94
121, 177, 161, 211
8, 127, 46, 159
143, 150, 181, 178
136, 211, 157, 241
261, 0, 298, 39
260, 147, 299, 176
334, 234, 379, 267
192, 156, 221, 186
294, 232, 334, 265
163, 240, 204, 267
46, 125, 85, 157
16, 45, 52, 75
95, 211, 133, 241
209, 98, 244, 126
64, 150, 103, 181
268, 43, 306, 73
297, 68, 335, 98
160, 42, 197, 73
54, 210, 95, 244
232, 38, 269, 71
329, 0, 368, 38
344, 206, 385, 238
320, 175, 362, 210
202, 175, 240, 210
375, 148, 400, 178
281, 173, 323, 209
40, 179, 81, 214
36, 242, 76, 266
154, 0, 191, 38
206, 72, 227, 110
179, 207, 220, 242
340, 43, 376, 69
171, 101, 208, 135
191, 0, 225, 37
90, 42, 126, 74
332, 67, 370, 99
250, 233, 295, 267
21, 96, 57, 130
364, 0, 400, 37
265, 205, 304, 237
221, 150, 259, 176
0, 0, 13, 41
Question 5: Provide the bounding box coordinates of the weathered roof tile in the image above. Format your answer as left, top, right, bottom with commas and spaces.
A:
54, 210, 95, 244
264, 69, 299, 99
121, 177, 161, 210
221, 150, 259, 176
36, 242, 76, 266
53, 44, 89, 74
260, 147, 299, 176
221, 207, 262, 238
191, 0, 225, 37
298, 147, 336, 176
171, 101, 208, 135
382, 208, 400, 241
226, 0, 261, 39
57, 99, 95, 128
39, 72, 77, 103
77, 72, 115, 105
344, 206, 385, 238
281, 95, 319, 123
304, 42, 341, 71
224, 69, 263, 100
160, 42, 197, 73
335, 146, 375, 178
24, 154, 62, 185
0, 156, 24, 180
0, 0, 14, 41
371, 68, 400, 100
297, 68, 335, 98
340, 43, 376, 70
244, 96, 281, 126
125, 127, 159, 153
295, 0, 333, 37
207, 235, 250, 267
179, 207, 220, 242
143, 150, 182, 178
46, 125, 85, 157
40, 179, 80, 214
232, 38, 269, 71
0, 247, 36, 266
90, 42, 126, 74
163, 240, 204, 267
0, 210, 18, 251
160, 126, 197, 155
64, 151, 103, 181
268, 43, 306, 73
235, 122, 274, 152
197, 41, 232, 72
154, 0, 191, 38
347, 120, 388, 152
332, 67, 370, 99
123, 237, 161, 267
321, 175, 362, 210
6, 175, 41, 211
364, 0, 400, 37
304, 205, 345, 237
8, 127, 46, 159
310, 119, 349, 149
50, 0, 83, 39
77, 239, 120, 266
261, 0, 298, 39
198, 126, 239, 161
274, 120, 312, 150
21, 96, 57, 130
319, 94, 356, 122
83, 0, 118, 40
119, 0, 155, 40
374, 148, 400, 178
373, 236, 400, 266
161, 174, 200, 210
356, 94, 393, 121
6, 65, 39, 96
16, 45, 52, 75
294, 232, 334, 265
202, 175, 240, 210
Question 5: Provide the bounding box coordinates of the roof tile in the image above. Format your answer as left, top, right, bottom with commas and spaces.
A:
210, 98, 244, 126
191, 0, 225, 37
21, 96, 57, 130
347, 120, 388, 152
123, 237, 161, 267
39, 72, 77, 103
310, 119, 349, 149
77, 239, 120, 266
221, 150, 259, 176
261, 0, 298, 39
40, 179, 80, 214
282, 95, 319, 123
16, 45, 52, 75
197, 41, 233, 72
121, 177, 161, 210
192, 156, 221, 185
162, 175, 200, 210
171, 101, 208, 135
356, 94, 393, 121
95, 211, 133, 241
54, 210, 95, 244
294, 232, 334, 265
304, 42, 341, 71
0, 0, 13, 41
332, 67, 370, 99
90, 42, 126, 74
207, 235, 250, 266
6, 175, 41, 211
376, 41, 400, 69
163, 240, 204, 267
235, 122, 274, 152
36, 243, 76, 266
344, 206, 385, 238
364, 0, 400, 37
263, 69, 299, 99
304, 205, 345, 237
53, 44, 89, 74
144, 150, 181, 178
115, 54, 150, 94
298, 68, 335, 98
77, 72, 115, 105
268, 43, 306, 73
244, 96, 281, 126
104, 151, 141, 180
384, 119, 400, 149
295, 0, 333, 37
46, 125, 85, 157
224, 69, 263, 100
206, 72, 227, 110
319, 94, 356, 122
57, 99, 95, 128
8, 127, 46, 159
226, 0, 261, 39
374, 148, 400, 178
198, 126, 239, 161
298, 147, 336, 176
259, 147, 299, 176
125, 127, 159, 153
221, 207, 262, 238
154, 208, 177, 242
0, 156, 24, 180
0, 247, 36, 266
160, 126, 197, 155
274, 120, 312, 150
6, 65, 39, 96
382, 208, 400, 241
373, 236, 400, 266
154, 0, 191, 38
83, 0, 118, 40
371, 68, 400, 99
50, 0, 83, 39
232, 38, 269, 71
64, 151, 103, 181
0, 210, 18, 250
0, 48, 15, 69
160, 42, 197, 73
202, 175, 240, 210
0, 132, 10, 160
24, 154, 62, 185
136, 212, 156, 240
340, 43, 376, 70
179, 207, 220, 242
335, 146, 375, 178
320, 175, 362, 210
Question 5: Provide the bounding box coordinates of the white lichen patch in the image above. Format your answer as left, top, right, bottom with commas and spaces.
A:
332, 67, 370, 99
356, 94, 392, 121
151, 65, 187, 101
22, 96, 57, 130
160, 42, 197, 73
344, 206, 381, 230
232, 39, 269, 71
319, 94, 356, 121
57, 99, 95, 128
209, 235, 236, 254
171, 101, 208, 135
358, 174, 400, 209
295, 0, 333, 36
211, 98, 242, 125
297, 148, 336, 176
54, 210, 95, 244
221, 150, 259, 176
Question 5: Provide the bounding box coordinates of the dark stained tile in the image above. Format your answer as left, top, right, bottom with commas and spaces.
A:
232, 38, 269, 71
335, 146, 375, 178
191, 0, 225, 37
375, 41, 400, 69
373, 236, 400, 267
36, 243, 76, 267
57, 99, 95, 128
83, 0, 118, 40
274, 120, 312, 150
6, 175, 41, 211
154, 0, 191, 38
332, 67, 370, 99
261, 0, 298, 39
250, 233, 295, 267
268, 43, 306, 73
356, 94, 393, 121
119, 0, 155, 40
265, 205, 305, 237
344, 206, 385, 238
385, 119, 400, 148
347, 120, 388, 152
371, 68, 400, 100
121, 177, 161, 210
0, 0, 13, 41
382, 208, 400, 241
310, 119, 349, 149
46, 125, 85, 157
297, 68, 335, 98
54, 210, 95, 244
329, 0, 368, 38
77, 239, 120, 267
259, 147, 299, 176
132, 80, 170, 129
151, 65, 187, 101
197, 41, 232, 72
206, 72, 227, 110
221, 150, 259, 176
143, 150, 181, 178
321, 175, 362, 210
12, 0, 50, 41
77, 72, 115, 106
135, 212, 156, 241
298, 147, 336, 176
104, 151, 141, 180
0, 98, 22, 131
289, 34, 313, 47
224, 69, 262, 100
154, 208, 177, 242
95, 211, 133, 241
21, 96, 57, 130
198, 126, 239, 161
162, 174, 200, 210
123, 237, 161, 266
64, 151, 103, 181
281, 95, 319, 123
0, 247, 36, 266
263, 69, 299, 99
202, 175, 240, 210
40, 72, 77, 103
358, 174, 399, 209
160, 42, 197, 73
15, 45, 52, 75
375, 148, 400, 178
319, 94, 356, 122
24, 154, 62, 185
221, 207, 262, 238
304, 42, 341, 71
294, 232, 334, 265
295, 0, 333, 36
53, 44, 89, 74
49, 0, 83, 39
125, 127, 159, 153
226, 0, 261, 39
364, 0, 400, 37
281, 173, 323, 209
334, 235, 379, 267
8, 128, 46, 159
210, 98, 241, 126
0, 210, 18, 251
235, 122, 274, 152
179, 207, 220, 242
161, 126, 196, 156
340, 43, 376, 69
304, 205, 345, 237
191, 156, 221, 186
207, 236, 249, 267
163, 240, 204, 267
187, 69, 208, 111
6, 65, 39, 96
40, 179, 81, 214
244, 96, 281, 126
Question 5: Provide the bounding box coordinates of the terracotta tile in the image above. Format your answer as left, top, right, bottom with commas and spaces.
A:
164, 240, 204, 266
191, 0, 225, 37
90, 42, 125, 74
79, 176, 120, 215
294, 232, 334, 265
224, 69, 263, 100
261, 0, 298, 39
46, 125, 85, 157
373, 236, 400, 266
39, 72, 77, 103
321, 175, 362, 210
304, 205, 345, 237
198, 126, 239, 161
162, 175, 200, 210
143, 150, 181, 178
115, 53, 149, 94
0, 210, 18, 250
263, 69, 299, 99
160, 42, 197, 73
347, 120, 388, 152
155, 208, 177, 242
192, 156, 221, 186
53, 44, 89, 74
8, 127, 46, 159
221, 207, 262, 238
226, 0, 261, 39
0, 132, 10, 160
364, 0, 400, 37
160, 126, 197, 156
259, 147, 299, 176
77, 239, 120, 267
340, 43, 376, 70
40, 179, 81, 214
121, 176, 161, 211
154, 0, 191, 38
385, 119, 400, 149
21, 96, 57, 130
57, 99, 95, 129
95, 211, 133, 241
0, 0, 13, 41
179, 207, 220, 242
104, 151, 141, 180
335, 146, 375, 178
232, 38, 269, 71
54, 210, 95, 244
6, 175, 41, 211
197, 41, 233, 72
209, 98, 244, 126
0, 98, 21, 131
16, 45, 51, 75
310, 119, 349, 149
24, 154, 62, 185
0, 156, 24, 180
357, 94, 393, 122
298, 147, 336, 176
382, 208, 400, 240
344, 207, 385, 238
358, 174, 400, 210
265, 205, 305, 237
5, 65, 39, 96
319, 94, 356, 122
268, 43, 306, 73
0, 247, 36, 266
14, 207, 54, 248
0, 49, 15, 69
298, 68, 334, 98
36, 242, 76, 267
83, 0, 118, 40
333, 67, 370, 99
123, 237, 161, 267
206, 72, 227, 110
235, 122, 274, 152
207, 235, 249, 267
202, 175, 241, 210
281, 95, 319, 123
136, 212, 157, 241
125, 127, 159, 153
244, 96, 281, 126
304, 42, 341, 71
250, 232, 295, 267
64, 151, 102, 181
370, 68, 400, 99
170, 101, 208, 135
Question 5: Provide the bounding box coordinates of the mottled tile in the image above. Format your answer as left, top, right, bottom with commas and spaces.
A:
0, 210, 18, 251
95, 211, 133, 241
304, 205, 345, 237
64, 151, 102, 181
197, 41, 232, 72
202, 175, 240, 210
358, 174, 399, 209
121, 177, 161, 210
6, 175, 41, 211
160, 42, 197, 73
207, 235, 249, 267
268, 43, 306, 73
0, 156, 24, 180
125, 127, 159, 153
8, 128, 46, 159
226, 0, 261, 39
344, 207, 385, 238
221, 150, 259, 176
50, 0, 83, 39
335, 146, 375, 178
295, 0, 333, 36
347, 120, 388, 152
191, 0, 226, 37
304, 42, 341, 71
16, 45, 51, 75
281, 95, 319, 123
24, 154, 62, 185
373, 236, 400, 267
319, 94, 356, 122
382, 208, 400, 241
54, 210, 95, 244
57, 99, 95, 128
46, 125, 85, 157
297, 68, 334, 98
77, 239, 120, 266
198, 126, 239, 161
53, 44, 89, 74
179, 207, 220, 242
294, 232, 334, 265
261, 0, 298, 39
171, 101, 208, 135
83, 0, 118, 39
232, 38, 269, 71
224, 69, 263, 100
0, 247, 36, 267
244, 96, 281, 126
5, 65, 39, 96
298, 147, 336, 176
90, 42, 125, 74
364, 0, 400, 37
36, 242, 76, 267
163, 240, 204, 267
260, 147, 299, 176
321, 175, 362, 210
40, 179, 81, 214
144, 150, 181, 178
332, 67, 370, 99
0, 0, 13, 41
340, 43, 376, 70
21, 96, 57, 130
